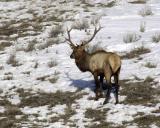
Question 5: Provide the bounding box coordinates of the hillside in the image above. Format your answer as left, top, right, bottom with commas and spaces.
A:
0, 0, 160, 128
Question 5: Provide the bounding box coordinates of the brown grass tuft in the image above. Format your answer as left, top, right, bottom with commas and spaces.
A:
128, 0, 147, 4
120, 78, 159, 105
17, 89, 87, 108
121, 46, 151, 59
0, 42, 12, 51
7, 54, 21, 67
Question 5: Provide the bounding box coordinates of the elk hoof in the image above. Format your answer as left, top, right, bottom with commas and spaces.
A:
98, 93, 103, 98
97, 91, 103, 97
103, 99, 108, 105
102, 85, 107, 90
115, 101, 119, 105
94, 97, 99, 101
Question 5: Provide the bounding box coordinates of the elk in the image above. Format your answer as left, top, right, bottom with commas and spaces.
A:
66, 26, 121, 104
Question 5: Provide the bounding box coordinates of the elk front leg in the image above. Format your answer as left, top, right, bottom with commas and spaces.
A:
100, 74, 105, 90
100, 74, 106, 90
93, 73, 102, 100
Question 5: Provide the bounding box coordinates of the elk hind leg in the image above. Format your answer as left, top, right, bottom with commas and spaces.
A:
114, 67, 120, 104
114, 74, 120, 104
103, 64, 112, 105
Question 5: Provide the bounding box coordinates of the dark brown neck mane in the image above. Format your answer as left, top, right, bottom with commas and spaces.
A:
75, 51, 90, 72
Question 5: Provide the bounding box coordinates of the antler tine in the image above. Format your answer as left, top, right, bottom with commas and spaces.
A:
65, 28, 75, 47
83, 25, 102, 45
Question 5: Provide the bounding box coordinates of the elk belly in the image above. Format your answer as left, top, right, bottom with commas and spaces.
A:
91, 63, 98, 72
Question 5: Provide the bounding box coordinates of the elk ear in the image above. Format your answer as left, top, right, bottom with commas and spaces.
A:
70, 45, 75, 49
81, 41, 87, 49
68, 43, 75, 49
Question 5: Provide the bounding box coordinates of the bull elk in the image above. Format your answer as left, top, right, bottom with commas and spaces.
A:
66, 26, 121, 104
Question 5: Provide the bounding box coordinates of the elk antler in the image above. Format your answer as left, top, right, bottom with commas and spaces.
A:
82, 25, 102, 45
65, 28, 76, 49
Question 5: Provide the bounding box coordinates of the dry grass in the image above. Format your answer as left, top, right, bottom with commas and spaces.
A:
0, 21, 17, 37
72, 19, 89, 30
50, 104, 76, 125
128, 0, 147, 4
36, 75, 50, 81
132, 115, 160, 127
0, 65, 4, 70
152, 33, 160, 43
0, 0, 16, 2
140, 21, 146, 32
152, 109, 160, 114
25, 39, 38, 52
34, 61, 38, 69
139, 6, 153, 17
85, 108, 113, 128
90, 15, 102, 26
47, 59, 57, 68
0, 96, 28, 128
17, 89, 87, 108
121, 46, 151, 59
81, 0, 95, 7
123, 32, 141, 43
144, 62, 156, 68
86, 42, 103, 53
36, 71, 59, 83
0, 118, 14, 128
48, 76, 58, 83
46, 14, 63, 23
120, 77, 159, 105
3, 72, 13, 80
49, 24, 64, 37
144, 76, 154, 83
97, 0, 116, 8
7, 54, 21, 67
0, 41, 12, 51
85, 108, 107, 122
37, 38, 60, 50
0, 19, 41, 41
4, 106, 23, 117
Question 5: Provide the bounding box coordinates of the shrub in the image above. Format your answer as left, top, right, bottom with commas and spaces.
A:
152, 33, 160, 43
37, 38, 60, 50
144, 62, 156, 68
0, 41, 12, 51
139, 6, 153, 17
140, 21, 146, 32
123, 32, 141, 43
7, 54, 20, 67
3, 72, 13, 80
72, 19, 89, 30
91, 15, 102, 26
97, 0, 116, 8
48, 59, 57, 68
128, 0, 147, 4
25, 39, 37, 52
86, 43, 103, 53
49, 24, 64, 37
121, 46, 151, 59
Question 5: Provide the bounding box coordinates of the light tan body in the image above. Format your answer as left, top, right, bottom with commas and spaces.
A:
89, 51, 121, 75
66, 26, 121, 104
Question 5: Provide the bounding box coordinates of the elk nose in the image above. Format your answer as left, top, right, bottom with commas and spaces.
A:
70, 53, 74, 59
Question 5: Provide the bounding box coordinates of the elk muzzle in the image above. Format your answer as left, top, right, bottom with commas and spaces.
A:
70, 53, 75, 59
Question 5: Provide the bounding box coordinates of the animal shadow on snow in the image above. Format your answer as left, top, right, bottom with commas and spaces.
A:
66, 73, 113, 93
65, 72, 96, 91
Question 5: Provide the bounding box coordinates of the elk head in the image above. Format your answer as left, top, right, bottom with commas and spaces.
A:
65, 26, 102, 59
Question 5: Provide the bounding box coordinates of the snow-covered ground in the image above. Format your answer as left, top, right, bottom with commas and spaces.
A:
0, 0, 160, 128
